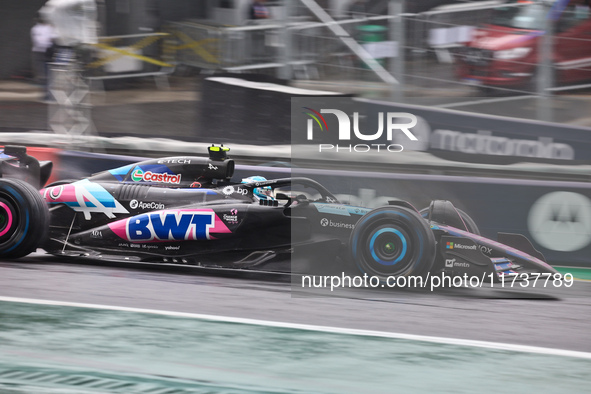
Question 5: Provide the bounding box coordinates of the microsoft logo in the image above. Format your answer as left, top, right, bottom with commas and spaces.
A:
446, 242, 454, 249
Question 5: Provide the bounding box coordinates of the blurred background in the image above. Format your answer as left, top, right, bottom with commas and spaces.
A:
2, 0, 591, 141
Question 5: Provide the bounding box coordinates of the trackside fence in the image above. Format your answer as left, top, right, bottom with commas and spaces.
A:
164, 1, 591, 99
85, 33, 175, 89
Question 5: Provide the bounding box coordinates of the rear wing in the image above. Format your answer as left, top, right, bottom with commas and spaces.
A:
0, 146, 53, 189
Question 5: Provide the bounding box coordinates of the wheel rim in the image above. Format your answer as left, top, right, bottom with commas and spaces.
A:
0, 199, 16, 240
358, 222, 416, 276
369, 227, 408, 266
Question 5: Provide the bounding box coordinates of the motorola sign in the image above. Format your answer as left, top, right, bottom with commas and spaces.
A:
391, 115, 575, 160
528, 192, 591, 252
369, 99, 589, 162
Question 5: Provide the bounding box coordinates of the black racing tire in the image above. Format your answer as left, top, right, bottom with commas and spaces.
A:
419, 206, 480, 235
349, 206, 436, 281
0, 178, 49, 259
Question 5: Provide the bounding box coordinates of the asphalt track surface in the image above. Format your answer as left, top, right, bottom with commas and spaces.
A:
1, 252, 590, 353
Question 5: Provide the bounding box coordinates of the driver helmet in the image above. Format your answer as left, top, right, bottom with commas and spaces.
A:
241, 176, 274, 201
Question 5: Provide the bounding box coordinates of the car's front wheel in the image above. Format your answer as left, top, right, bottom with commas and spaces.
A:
349, 206, 436, 282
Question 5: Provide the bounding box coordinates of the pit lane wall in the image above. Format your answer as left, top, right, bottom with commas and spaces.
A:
42, 149, 591, 267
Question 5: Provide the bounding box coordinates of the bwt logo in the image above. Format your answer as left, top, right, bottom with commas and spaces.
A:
303, 107, 418, 153
128, 211, 214, 241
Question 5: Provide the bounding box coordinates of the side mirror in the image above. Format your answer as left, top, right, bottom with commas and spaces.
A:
276, 192, 292, 207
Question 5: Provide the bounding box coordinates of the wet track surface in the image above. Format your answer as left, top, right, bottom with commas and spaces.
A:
1, 252, 590, 353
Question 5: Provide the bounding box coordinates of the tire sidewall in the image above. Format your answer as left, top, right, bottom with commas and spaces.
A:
0, 183, 31, 254
0, 179, 49, 258
349, 206, 436, 281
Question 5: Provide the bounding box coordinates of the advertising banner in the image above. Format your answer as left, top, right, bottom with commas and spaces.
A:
362, 98, 591, 163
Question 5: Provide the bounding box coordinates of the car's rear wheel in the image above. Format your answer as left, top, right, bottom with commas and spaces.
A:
0, 178, 49, 258
349, 206, 436, 281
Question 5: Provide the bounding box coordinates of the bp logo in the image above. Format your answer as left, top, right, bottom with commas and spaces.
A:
131, 168, 144, 182
528, 191, 591, 252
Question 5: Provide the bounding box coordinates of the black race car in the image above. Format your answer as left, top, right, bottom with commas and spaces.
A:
0, 145, 556, 281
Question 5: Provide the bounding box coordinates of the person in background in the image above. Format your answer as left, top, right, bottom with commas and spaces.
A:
30, 16, 55, 101
249, 0, 270, 20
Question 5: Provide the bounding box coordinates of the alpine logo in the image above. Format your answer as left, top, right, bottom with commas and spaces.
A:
131, 168, 181, 184
41, 180, 129, 220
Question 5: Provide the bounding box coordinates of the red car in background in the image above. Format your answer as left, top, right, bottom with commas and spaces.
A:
456, 0, 591, 91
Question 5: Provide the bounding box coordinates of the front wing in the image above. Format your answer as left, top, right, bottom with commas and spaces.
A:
432, 224, 557, 281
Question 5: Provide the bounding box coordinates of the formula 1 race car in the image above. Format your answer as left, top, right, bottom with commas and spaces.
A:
0, 145, 557, 281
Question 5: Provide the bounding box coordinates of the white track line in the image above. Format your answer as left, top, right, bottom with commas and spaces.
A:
2, 296, 591, 360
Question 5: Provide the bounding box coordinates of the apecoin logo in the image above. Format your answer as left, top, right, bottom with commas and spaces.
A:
303, 107, 418, 153
130, 200, 165, 210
